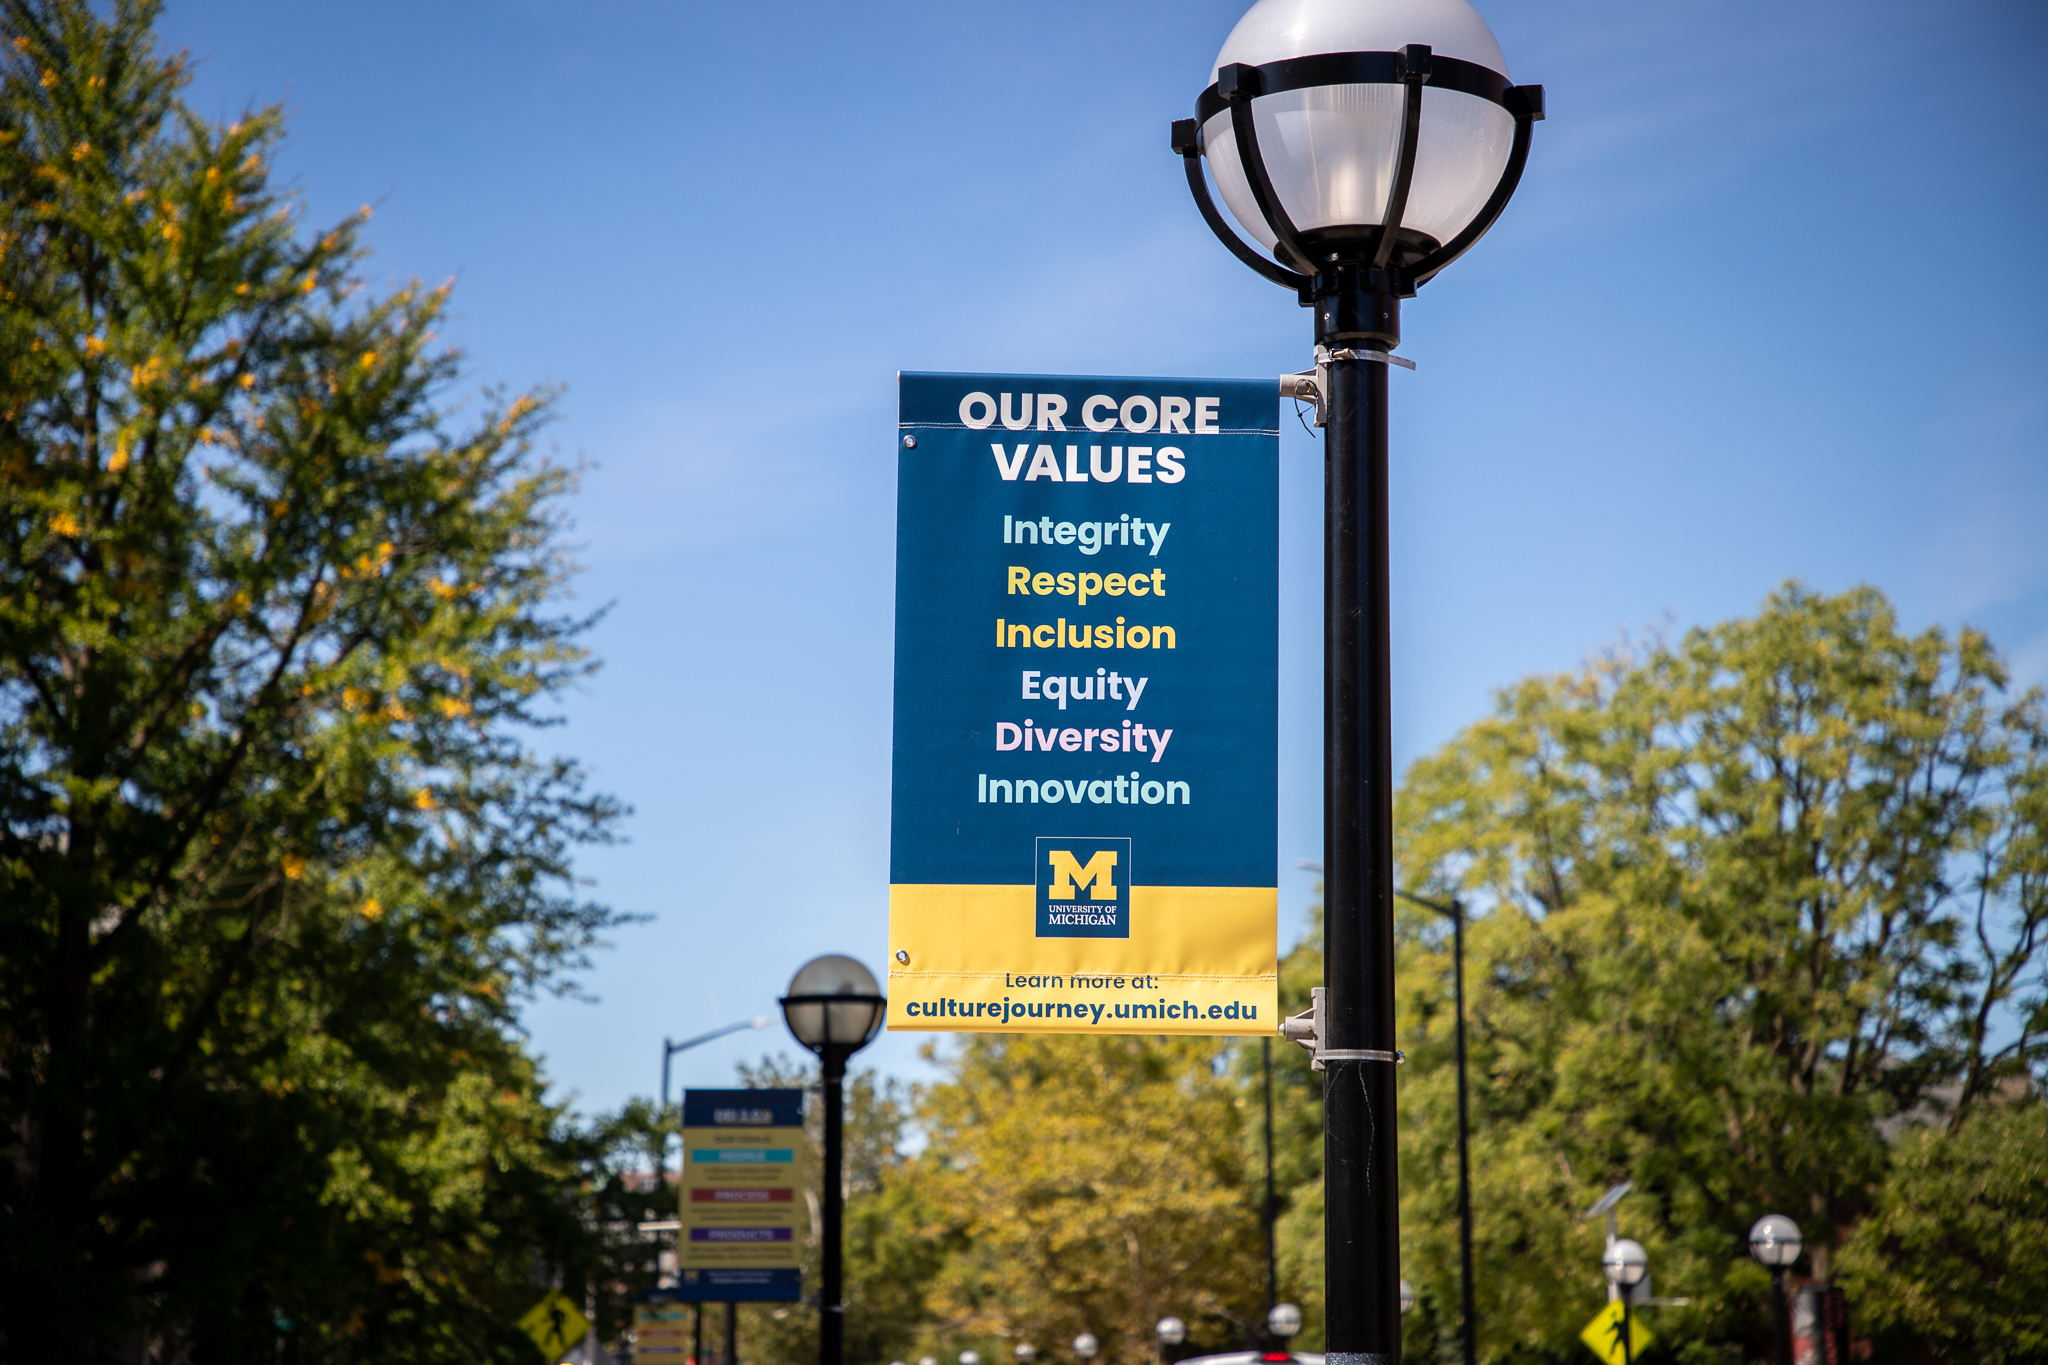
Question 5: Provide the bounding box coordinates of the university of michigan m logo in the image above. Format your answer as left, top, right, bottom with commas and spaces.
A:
1047, 848, 1119, 901
1035, 836, 1132, 938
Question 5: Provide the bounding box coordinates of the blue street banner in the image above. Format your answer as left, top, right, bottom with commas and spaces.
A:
674, 1089, 804, 1303
888, 372, 1278, 1035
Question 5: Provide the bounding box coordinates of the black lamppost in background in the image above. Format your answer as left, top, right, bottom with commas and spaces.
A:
1395, 889, 1476, 1365
649, 1014, 769, 1365
779, 954, 886, 1365
1155, 1316, 1186, 1365
1267, 1302, 1302, 1352
1174, 1, 1542, 1356
1071, 1332, 1099, 1365
1601, 1240, 1648, 1365
1749, 1215, 1802, 1365
1261, 1034, 1279, 1321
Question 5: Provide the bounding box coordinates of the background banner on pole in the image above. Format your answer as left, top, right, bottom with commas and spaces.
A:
674, 1089, 805, 1303
889, 372, 1278, 1035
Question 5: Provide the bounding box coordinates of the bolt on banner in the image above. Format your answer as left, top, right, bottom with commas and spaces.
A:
675, 1088, 805, 1303
889, 373, 1278, 1034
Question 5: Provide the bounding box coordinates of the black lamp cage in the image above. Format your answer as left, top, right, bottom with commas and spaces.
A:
1172, 44, 1543, 334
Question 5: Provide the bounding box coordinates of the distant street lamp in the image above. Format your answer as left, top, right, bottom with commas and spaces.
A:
1015, 1345, 1037, 1364
1176, 0, 1547, 1350
656, 1014, 769, 1363
1398, 1279, 1416, 1316
960, 1352, 982, 1365
1601, 1240, 1648, 1365
1394, 888, 1476, 1365
1072, 1334, 1099, 1363
1267, 1303, 1302, 1343
779, 954, 886, 1365
1155, 1317, 1186, 1354
1749, 1214, 1803, 1365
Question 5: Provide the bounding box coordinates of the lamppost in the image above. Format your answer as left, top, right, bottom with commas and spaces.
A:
1600, 1240, 1648, 1365
779, 955, 886, 1365
1015, 1343, 1038, 1365
1155, 1316, 1186, 1365
1267, 1303, 1302, 1350
1174, 3, 1542, 1355
1749, 1215, 1802, 1365
1399, 1278, 1416, 1316
655, 1014, 768, 1364
1394, 889, 1475, 1365
661, 1017, 770, 1116
1072, 1333, 1099, 1365
1261, 1034, 1279, 1318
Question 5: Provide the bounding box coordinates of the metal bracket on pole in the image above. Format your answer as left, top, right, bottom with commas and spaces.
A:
1280, 370, 1324, 427
1280, 986, 1404, 1071
1281, 348, 1416, 431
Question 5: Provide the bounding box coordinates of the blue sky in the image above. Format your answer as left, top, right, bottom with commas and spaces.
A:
162, 0, 2048, 1115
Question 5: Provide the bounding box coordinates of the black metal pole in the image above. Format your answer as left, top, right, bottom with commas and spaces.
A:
695, 1305, 704, 1365
1451, 905, 1475, 1365
725, 1301, 738, 1365
1771, 1268, 1790, 1365
1621, 1293, 1633, 1365
821, 1045, 847, 1365
1321, 265, 1402, 1363
1263, 1035, 1278, 1319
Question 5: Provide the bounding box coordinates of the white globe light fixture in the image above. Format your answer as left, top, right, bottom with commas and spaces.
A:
1155, 1317, 1187, 1351
1267, 1303, 1303, 1340
779, 955, 886, 1365
780, 954, 886, 1054
1171, 4, 1541, 1361
1174, 0, 1543, 326
1015, 1345, 1038, 1363
1072, 1334, 1099, 1362
1749, 1214, 1802, 1269
1398, 1279, 1416, 1315
1602, 1239, 1648, 1289
961, 1353, 982, 1364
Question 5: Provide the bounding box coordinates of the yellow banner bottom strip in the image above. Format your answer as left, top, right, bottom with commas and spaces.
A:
888, 883, 1277, 1035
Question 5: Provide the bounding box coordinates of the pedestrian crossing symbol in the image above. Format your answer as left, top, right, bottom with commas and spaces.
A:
518, 1290, 590, 1360
1579, 1300, 1651, 1365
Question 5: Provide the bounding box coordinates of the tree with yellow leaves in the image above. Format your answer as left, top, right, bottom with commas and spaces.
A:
0, 1, 624, 1357
910, 1035, 1266, 1365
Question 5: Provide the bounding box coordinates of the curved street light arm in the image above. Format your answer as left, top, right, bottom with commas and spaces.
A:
1218, 63, 1320, 276
1409, 83, 1544, 289
1173, 119, 1311, 292
1372, 45, 1432, 274
1394, 887, 1461, 921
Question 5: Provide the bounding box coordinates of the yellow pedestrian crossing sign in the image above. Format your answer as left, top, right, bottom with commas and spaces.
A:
1579, 1300, 1651, 1365
518, 1290, 590, 1360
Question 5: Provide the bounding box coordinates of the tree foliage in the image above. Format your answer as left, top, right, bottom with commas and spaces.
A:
1836, 1098, 2048, 1364
0, 0, 625, 1355
910, 1034, 1265, 1365
1268, 585, 2047, 1363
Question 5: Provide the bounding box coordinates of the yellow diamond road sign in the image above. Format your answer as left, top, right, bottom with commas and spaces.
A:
1579, 1300, 1652, 1365
518, 1290, 590, 1360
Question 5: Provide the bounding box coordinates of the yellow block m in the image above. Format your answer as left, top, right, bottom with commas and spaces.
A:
1046, 849, 1119, 901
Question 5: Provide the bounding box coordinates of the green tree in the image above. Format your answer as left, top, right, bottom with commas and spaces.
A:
1837, 1099, 2048, 1364
0, 0, 625, 1356
1267, 585, 2046, 1362
911, 1034, 1266, 1365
